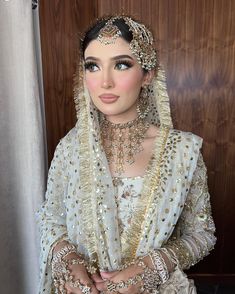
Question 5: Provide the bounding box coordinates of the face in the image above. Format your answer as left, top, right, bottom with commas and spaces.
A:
84, 37, 152, 123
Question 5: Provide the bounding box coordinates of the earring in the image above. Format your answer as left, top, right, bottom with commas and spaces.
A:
137, 85, 150, 119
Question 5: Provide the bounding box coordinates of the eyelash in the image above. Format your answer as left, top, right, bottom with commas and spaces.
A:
84, 60, 133, 72
84, 61, 98, 72
115, 60, 133, 70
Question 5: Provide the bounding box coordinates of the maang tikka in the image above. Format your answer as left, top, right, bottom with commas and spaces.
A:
97, 16, 157, 71
97, 18, 122, 45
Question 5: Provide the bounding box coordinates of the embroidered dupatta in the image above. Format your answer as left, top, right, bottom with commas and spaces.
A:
37, 64, 216, 294
71, 65, 201, 270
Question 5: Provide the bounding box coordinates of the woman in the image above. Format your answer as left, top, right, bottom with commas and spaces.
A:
37, 16, 216, 294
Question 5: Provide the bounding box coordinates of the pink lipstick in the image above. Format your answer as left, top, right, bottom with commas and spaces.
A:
99, 93, 119, 104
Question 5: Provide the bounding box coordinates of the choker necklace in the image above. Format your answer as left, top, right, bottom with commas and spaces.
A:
100, 117, 150, 175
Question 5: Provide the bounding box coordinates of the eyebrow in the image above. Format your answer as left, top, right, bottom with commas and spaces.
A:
85, 55, 134, 62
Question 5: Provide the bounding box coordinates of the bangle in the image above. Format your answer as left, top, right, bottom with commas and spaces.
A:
158, 247, 177, 269
68, 258, 97, 275
52, 243, 77, 264
149, 250, 169, 283
49, 235, 68, 264
141, 267, 161, 293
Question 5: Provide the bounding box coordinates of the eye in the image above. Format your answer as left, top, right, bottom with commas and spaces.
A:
115, 60, 133, 70
84, 62, 99, 72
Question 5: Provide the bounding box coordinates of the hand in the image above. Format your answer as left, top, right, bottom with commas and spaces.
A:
60, 253, 99, 294
93, 263, 144, 294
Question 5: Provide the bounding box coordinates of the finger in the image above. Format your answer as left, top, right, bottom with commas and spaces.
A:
78, 277, 94, 289
118, 285, 135, 294
65, 283, 80, 294
95, 281, 107, 291
100, 270, 119, 279
115, 284, 129, 294
91, 273, 103, 282
91, 283, 99, 294
101, 279, 121, 293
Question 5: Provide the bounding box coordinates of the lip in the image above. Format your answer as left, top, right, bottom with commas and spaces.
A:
98, 93, 120, 103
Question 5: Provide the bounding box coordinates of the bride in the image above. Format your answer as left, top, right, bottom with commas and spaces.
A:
37, 15, 216, 294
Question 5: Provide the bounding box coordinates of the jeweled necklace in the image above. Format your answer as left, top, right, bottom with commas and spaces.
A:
100, 117, 150, 175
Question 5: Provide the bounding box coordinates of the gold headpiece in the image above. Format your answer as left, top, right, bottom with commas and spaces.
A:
97, 19, 122, 45
97, 16, 157, 70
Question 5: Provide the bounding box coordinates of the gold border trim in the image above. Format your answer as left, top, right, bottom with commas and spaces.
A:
77, 87, 98, 260
121, 127, 170, 259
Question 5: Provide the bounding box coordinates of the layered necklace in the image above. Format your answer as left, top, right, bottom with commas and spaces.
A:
100, 117, 150, 175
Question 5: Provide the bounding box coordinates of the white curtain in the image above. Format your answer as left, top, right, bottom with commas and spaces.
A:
0, 0, 47, 293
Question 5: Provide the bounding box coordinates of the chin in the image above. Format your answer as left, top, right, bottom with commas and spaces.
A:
95, 104, 122, 117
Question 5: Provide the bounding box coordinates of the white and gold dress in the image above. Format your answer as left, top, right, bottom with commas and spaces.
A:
37, 69, 216, 293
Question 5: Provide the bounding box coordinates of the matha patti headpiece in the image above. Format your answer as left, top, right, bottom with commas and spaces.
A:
97, 16, 158, 70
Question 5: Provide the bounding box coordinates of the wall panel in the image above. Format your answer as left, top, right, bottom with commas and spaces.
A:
39, 0, 98, 162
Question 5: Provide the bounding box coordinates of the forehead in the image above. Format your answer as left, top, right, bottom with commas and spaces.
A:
84, 37, 134, 59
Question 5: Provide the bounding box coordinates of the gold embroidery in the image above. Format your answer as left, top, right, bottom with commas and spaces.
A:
166, 238, 194, 269
77, 88, 98, 263
121, 127, 170, 260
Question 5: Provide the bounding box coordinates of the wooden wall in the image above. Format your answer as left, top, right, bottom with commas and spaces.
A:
39, 0, 235, 283
39, 0, 97, 161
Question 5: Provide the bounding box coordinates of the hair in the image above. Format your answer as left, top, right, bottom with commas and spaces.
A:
80, 17, 133, 58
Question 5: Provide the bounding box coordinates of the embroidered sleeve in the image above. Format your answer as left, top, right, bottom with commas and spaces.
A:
36, 140, 69, 292
163, 152, 216, 270
37, 140, 68, 250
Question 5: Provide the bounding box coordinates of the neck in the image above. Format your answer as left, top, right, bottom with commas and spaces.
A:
103, 116, 141, 128
104, 111, 138, 125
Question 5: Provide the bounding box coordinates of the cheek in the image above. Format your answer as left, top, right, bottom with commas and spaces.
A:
85, 75, 99, 93
118, 72, 144, 92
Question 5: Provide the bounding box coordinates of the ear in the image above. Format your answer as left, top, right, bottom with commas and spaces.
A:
142, 69, 155, 87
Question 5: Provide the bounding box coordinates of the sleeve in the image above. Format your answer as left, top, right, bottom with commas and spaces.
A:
36, 139, 69, 293
163, 152, 216, 270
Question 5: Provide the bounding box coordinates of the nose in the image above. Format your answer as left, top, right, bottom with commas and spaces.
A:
102, 81, 113, 89
101, 68, 114, 89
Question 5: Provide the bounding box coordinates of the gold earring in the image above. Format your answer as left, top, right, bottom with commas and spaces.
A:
137, 86, 150, 119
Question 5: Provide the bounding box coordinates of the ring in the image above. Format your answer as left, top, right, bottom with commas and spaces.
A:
107, 280, 118, 292
80, 284, 92, 294
69, 279, 92, 294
